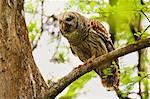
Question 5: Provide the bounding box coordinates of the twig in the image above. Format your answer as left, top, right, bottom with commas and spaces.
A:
41, 0, 44, 34
143, 25, 150, 32
141, 10, 150, 32
49, 35, 61, 62
141, 10, 150, 23
32, 0, 44, 50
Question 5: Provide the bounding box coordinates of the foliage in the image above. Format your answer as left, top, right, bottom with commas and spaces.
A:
50, 44, 70, 63
28, 21, 40, 42
60, 71, 96, 99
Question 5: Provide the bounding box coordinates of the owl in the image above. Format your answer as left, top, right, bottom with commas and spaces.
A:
59, 11, 119, 90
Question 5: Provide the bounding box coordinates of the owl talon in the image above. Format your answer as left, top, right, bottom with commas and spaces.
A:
83, 55, 95, 66
87, 55, 96, 63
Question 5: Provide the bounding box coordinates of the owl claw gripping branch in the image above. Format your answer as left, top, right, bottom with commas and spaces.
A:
59, 11, 120, 91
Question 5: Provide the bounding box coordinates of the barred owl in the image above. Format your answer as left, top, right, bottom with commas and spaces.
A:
59, 11, 119, 90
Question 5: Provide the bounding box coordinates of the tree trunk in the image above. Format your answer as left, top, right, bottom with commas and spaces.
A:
0, 0, 47, 98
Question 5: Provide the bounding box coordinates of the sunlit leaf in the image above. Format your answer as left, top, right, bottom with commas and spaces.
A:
60, 71, 96, 99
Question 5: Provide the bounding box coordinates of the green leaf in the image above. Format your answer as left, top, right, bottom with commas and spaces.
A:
89, 1, 96, 9
29, 33, 35, 42
60, 71, 96, 99
102, 68, 113, 78
120, 66, 133, 85
28, 21, 37, 32
134, 32, 142, 37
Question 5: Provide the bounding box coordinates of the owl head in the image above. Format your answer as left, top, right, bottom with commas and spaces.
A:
58, 11, 88, 38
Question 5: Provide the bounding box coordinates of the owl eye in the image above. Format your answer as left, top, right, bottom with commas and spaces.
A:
66, 16, 74, 21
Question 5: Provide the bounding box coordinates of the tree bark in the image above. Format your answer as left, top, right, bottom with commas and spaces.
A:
0, 0, 47, 98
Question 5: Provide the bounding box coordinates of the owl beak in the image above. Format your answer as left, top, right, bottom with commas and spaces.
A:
62, 22, 66, 30
61, 22, 66, 33
62, 22, 71, 33
59, 18, 72, 33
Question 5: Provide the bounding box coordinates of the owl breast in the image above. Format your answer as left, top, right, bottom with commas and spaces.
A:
70, 29, 108, 63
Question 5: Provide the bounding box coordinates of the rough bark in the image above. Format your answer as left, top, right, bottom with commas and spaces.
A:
0, 0, 47, 98
44, 37, 150, 98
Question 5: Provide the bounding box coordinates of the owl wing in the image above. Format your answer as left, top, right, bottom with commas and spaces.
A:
90, 20, 119, 64
89, 20, 115, 52
90, 20, 120, 90
70, 20, 115, 60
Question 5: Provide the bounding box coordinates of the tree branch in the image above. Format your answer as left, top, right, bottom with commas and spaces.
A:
44, 37, 150, 98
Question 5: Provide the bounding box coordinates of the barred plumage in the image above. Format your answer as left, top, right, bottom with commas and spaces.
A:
59, 11, 119, 90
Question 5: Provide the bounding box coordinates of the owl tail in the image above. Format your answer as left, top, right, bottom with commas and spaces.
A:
95, 61, 119, 91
